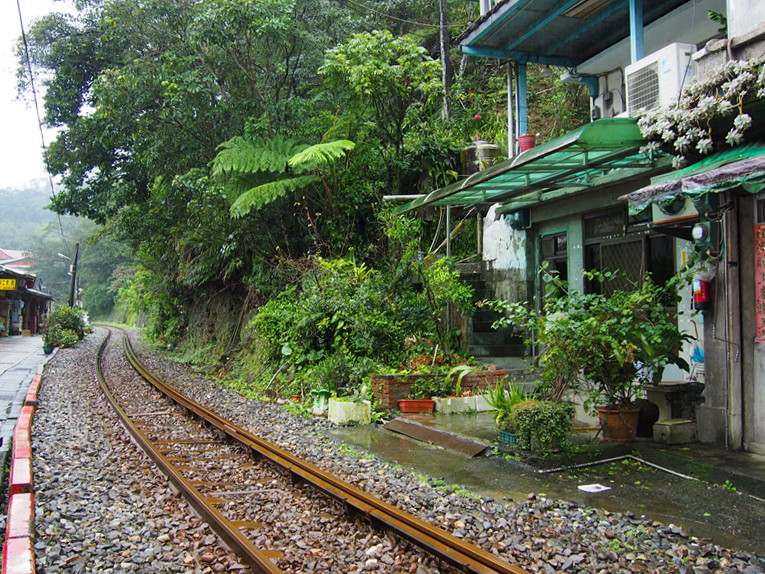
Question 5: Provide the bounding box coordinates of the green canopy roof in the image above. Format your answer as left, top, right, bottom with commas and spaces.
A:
625, 143, 765, 214
395, 118, 668, 215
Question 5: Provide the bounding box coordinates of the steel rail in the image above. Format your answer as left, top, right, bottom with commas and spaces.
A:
95, 329, 285, 574
120, 330, 531, 574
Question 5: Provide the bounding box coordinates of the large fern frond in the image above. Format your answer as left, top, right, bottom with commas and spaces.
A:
213, 135, 306, 178
288, 140, 355, 170
230, 175, 321, 218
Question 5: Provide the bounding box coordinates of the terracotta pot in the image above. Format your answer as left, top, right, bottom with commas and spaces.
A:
518, 134, 536, 152
397, 399, 435, 413
598, 407, 640, 442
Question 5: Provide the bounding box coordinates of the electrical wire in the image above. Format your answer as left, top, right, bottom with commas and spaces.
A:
335, 0, 463, 30
677, 0, 697, 104
16, 0, 66, 242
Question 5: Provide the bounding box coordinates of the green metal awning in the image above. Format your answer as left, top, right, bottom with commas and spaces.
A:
394, 118, 668, 215
625, 143, 765, 215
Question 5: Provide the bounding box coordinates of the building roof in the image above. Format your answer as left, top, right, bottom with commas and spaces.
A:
459, 0, 706, 67
395, 118, 670, 215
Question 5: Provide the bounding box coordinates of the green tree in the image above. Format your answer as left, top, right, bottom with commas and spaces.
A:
320, 30, 442, 194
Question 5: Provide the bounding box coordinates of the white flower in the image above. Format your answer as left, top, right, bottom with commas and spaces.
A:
674, 135, 691, 153
697, 96, 717, 114
696, 138, 713, 155
717, 99, 735, 115
726, 129, 744, 146
733, 113, 752, 131
661, 126, 676, 142
672, 155, 687, 169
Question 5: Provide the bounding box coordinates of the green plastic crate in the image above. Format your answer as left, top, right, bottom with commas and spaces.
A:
499, 430, 516, 445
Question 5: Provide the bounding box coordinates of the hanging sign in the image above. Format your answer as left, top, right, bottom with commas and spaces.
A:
755, 223, 765, 342
0, 278, 16, 290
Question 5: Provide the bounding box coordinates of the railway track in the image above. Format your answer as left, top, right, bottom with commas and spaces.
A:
95, 326, 531, 574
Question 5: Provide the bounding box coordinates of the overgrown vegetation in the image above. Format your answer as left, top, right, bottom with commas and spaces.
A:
488, 267, 691, 412
18, 0, 589, 390
241, 212, 474, 397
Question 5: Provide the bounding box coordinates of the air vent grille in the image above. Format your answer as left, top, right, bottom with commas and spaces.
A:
627, 62, 660, 115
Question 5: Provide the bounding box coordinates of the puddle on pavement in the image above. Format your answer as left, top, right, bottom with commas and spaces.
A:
329, 412, 765, 558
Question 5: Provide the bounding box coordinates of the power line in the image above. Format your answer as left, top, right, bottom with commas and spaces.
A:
16, 0, 66, 241
336, 0, 463, 31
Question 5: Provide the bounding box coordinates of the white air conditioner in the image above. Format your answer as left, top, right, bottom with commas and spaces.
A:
625, 43, 696, 116
651, 196, 698, 225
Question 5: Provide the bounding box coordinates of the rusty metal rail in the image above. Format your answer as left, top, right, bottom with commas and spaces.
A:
102, 326, 530, 574
95, 329, 284, 574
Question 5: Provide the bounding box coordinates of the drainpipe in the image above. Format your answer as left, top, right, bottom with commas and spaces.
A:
723, 198, 744, 449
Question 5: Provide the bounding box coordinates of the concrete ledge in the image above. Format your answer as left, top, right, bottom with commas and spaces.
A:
434, 395, 491, 414
654, 419, 696, 445
10, 457, 32, 495
6, 492, 34, 539
12, 427, 31, 459
24, 375, 41, 406
2, 536, 35, 574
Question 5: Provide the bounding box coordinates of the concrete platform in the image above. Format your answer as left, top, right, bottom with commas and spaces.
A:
0, 335, 52, 473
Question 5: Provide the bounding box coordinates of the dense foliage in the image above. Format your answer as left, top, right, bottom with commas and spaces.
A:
243, 213, 474, 397
19, 0, 589, 388
490, 268, 690, 411
42, 306, 86, 348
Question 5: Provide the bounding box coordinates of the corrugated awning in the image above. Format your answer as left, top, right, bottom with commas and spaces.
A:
625, 143, 765, 215
394, 118, 668, 215
458, 0, 693, 68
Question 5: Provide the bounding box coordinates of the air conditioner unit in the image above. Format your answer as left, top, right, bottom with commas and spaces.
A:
651, 196, 698, 225
625, 43, 696, 116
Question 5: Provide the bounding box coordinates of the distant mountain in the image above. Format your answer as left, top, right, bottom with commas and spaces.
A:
0, 180, 57, 249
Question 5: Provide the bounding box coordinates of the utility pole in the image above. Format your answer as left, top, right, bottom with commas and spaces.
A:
439, 0, 452, 120
68, 243, 79, 308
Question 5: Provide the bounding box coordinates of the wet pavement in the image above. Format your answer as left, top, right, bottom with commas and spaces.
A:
330, 412, 765, 559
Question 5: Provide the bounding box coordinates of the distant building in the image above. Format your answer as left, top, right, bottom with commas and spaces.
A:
0, 248, 52, 336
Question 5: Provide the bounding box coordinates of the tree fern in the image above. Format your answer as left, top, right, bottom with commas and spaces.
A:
230, 175, 321, 218
289, 140, 355, 170
212, 135, 306, 177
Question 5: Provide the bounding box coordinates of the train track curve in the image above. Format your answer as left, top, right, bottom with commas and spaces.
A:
95, 326, 531, 574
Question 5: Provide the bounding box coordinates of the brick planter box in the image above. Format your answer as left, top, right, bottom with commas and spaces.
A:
371, 369, 506, 412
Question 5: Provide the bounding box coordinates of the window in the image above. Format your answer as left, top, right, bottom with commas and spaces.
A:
584, 209, 674, 294
540, 233, 568, 283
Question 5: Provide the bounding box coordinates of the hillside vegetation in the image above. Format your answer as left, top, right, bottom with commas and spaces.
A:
19, 0, 588, 396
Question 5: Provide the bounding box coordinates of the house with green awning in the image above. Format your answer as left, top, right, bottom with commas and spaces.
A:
394, 0, 765, 453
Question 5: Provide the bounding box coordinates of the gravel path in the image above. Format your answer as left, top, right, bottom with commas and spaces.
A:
24, 328, 765, 573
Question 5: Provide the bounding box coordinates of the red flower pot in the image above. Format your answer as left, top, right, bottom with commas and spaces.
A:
397, 399, 435, 413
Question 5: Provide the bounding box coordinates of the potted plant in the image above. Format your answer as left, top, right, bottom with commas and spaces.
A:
396, 375, 446, 413
328, 384, 373, 426
41, 325, 58, 354
490, 268, 691, 441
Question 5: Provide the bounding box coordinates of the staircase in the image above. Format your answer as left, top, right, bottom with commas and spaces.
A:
459, 268, 531, 379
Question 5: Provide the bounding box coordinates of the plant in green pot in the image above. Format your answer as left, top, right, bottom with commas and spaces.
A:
490, 267, 691, 441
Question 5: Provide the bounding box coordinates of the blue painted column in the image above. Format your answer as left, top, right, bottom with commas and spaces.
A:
507, 62, 514, 157
630, 0, 644, 63
516, 62, 528, 137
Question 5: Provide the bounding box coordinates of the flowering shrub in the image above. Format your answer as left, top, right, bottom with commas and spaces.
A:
638, 57, 765, 168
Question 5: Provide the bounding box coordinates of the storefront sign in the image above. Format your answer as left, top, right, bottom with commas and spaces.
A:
0, 279, 16, 290
756, 223, 765, 342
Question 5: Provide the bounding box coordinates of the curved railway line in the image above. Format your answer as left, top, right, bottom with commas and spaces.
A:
95, 326, 532, 574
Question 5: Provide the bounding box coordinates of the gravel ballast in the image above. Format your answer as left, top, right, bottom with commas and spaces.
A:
24, 329, 765, 573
